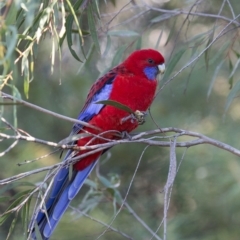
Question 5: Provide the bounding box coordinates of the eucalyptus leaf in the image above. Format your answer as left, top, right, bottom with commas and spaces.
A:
0, 182, 34, 195
58, 133, 92, 145
34, 221, 43, 240
87, 3, 100, 52
108, 30, 139, 37
103, 35, 112, 57
92, 0, 101, 19
207, 60, 224, 99
6, 213, 18, 240
111, 45, 127, 67
162, 48, 186, 81
66, 16, 82, 62
5, 2, 18, 25
69, 164, 73, 181
151, 13, 172, 23
95, 100, 134, 114
0, 26, 17, 65
165, 17, 177, 46
225, 80, 240, 112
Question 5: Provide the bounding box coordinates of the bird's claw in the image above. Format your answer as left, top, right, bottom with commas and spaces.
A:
120, 131, 132, 140
120, 110, 147, 125
133, 110, 147, 125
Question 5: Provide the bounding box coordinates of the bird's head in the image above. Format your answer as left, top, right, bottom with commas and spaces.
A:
123, 49, 165, 80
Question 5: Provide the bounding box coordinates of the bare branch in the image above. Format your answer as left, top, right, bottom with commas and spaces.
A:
124, 202, 163, 240
69, 206, 134, 240
146, 5, 240, 27
1, 92, 100, 131
157, 13, 240, 95
1, 127, 240, 185
95, 145, 150, 240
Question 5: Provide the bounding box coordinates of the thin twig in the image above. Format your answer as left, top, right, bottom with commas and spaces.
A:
1, 92, 100, 131
124, 202, 162, 240
96, 145, 150, 239
69, 206, 134, 240
157, 13, 240, 96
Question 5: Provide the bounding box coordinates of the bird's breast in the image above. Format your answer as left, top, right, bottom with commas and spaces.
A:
89, 74, 157, 133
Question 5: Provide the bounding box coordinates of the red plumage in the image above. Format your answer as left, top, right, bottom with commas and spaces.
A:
30, 49, 165, 239
75, 49, 165, 170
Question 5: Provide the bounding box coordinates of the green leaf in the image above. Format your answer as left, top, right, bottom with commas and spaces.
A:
155, 26, 165, 49
204, 30, 214, 71
84, 179, 98, 189
162, 48, 186, 81
108, 30, 139, 37
5, 2, 18, 25
103, 35, 111, 57
109, 0, 116, 6
207, 60, 224, 99
232, 49, 240, 59
225, 80, 240, 112
98, 175, 113, 188
187, 30, 208, 45
207, 41, 230, 66
0, 212, 11, 225
228, 58, 240, 84
95, 100, 134, 114
65, 0, 84, 44
165, 17, 177, 46
0, 189, 33, 225
0, 182, 34, 195
59, 31, 66, 47
6, 213, 18, 240
58, 133, 92, 145
135, 37, 142, 50
111, 44, 127, 67
11, 85, 22, 100
21, 196, 32, 236
0, 196, 9, 203
65, 0, 85, 61
76, 43, 95, 74
228, 59, 234, 89
34, 221, 43, 240
69, 164, 73, 181
91, 0, 101, 19
66, 16, 83, 62
22, 56, 30, 99
13, 189, 33, 200
0, 26, 18, 65
151, 13, 172, 23
15, 7, 23, 26
87, 3, 100, 52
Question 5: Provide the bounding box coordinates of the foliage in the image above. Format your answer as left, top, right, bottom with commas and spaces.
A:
1, 0, 240, 239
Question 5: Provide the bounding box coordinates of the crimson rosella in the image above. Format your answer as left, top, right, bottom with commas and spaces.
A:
29, 49, 165, 239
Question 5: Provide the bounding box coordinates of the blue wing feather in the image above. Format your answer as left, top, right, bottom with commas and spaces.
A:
72, 72, 116, 133
30, 71, 118, 240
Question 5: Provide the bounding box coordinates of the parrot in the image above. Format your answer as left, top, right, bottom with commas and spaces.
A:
29, 49, 165, 239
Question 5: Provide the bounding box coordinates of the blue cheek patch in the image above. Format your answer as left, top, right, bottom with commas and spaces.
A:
143, 67, 158, 80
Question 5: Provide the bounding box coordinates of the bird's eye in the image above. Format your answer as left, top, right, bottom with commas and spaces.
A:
148, 58, 154, 64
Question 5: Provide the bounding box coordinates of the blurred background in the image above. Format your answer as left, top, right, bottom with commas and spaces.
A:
1, 0, 240, 239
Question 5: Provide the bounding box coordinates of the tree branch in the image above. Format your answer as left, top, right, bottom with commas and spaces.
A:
1, 92, 100, 131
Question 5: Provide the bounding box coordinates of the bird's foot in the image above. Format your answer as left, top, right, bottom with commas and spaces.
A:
133, 110, 147, 125
120, 110, 147, 125
121, 131, 132, 140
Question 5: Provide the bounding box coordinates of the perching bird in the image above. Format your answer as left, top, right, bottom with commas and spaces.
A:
29, 49, 165, 239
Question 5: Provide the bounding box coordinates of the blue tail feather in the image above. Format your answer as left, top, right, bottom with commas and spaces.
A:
30, 160, 98, 240
29, 67, 117, 239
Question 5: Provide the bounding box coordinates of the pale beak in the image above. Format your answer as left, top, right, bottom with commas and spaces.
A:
158, 63, 165, 74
